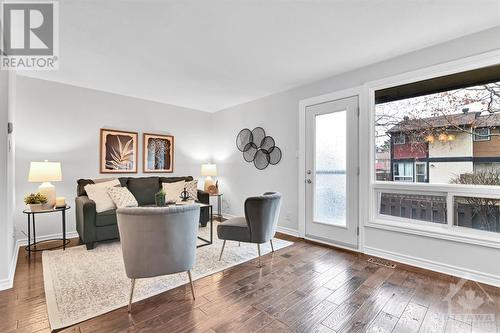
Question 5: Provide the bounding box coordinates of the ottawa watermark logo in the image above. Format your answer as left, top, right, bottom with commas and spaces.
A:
1, 1, 59, 70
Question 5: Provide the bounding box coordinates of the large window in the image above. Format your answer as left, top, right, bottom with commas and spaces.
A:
372, 64, 500, 238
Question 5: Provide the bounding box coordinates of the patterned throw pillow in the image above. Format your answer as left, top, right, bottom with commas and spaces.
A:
185, 180, 198, 201
107, 186, 138, 208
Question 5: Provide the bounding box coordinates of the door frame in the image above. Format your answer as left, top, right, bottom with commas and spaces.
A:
298, 86, 364, 251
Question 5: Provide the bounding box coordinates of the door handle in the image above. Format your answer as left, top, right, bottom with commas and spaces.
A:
306, 179, 312, 184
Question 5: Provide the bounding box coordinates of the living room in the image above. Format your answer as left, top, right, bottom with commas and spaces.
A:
1, 1, 500, 332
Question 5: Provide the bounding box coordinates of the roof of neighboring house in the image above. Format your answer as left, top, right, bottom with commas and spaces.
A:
388, 111, 500, 133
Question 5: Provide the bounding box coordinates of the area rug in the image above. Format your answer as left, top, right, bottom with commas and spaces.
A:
42, 224, 293, 330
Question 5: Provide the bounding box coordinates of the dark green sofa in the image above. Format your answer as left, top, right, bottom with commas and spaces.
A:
75, 176, 210, 250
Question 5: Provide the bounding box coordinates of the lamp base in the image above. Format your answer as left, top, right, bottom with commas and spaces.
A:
204, 177, 215, 192
39, 182, 56, 207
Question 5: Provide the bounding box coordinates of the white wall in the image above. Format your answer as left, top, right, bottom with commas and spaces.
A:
15, 77, 213, 240
429, 132, 472, 157
429, 162, 473, 184
212, 26, 500, 285
0, 71, 15, 290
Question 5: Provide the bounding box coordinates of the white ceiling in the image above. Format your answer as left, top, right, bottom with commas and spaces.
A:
20, 0, 500, 112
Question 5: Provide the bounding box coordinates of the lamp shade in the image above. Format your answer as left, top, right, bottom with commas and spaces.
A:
28, 161, 62, 182
201, 164, 217, 177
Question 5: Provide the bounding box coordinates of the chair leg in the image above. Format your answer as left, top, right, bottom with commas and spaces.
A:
270, 239, 275, 253
238, 242, 241, 247
257, 243, 262, 267
219, 240, 226, 261
128, 278, 136, 313
187, 270, 196, 300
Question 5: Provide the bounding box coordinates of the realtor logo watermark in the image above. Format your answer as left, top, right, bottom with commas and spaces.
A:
1, 1, 59, 70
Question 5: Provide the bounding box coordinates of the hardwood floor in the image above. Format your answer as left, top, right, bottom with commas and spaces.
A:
1, 234, 499, 333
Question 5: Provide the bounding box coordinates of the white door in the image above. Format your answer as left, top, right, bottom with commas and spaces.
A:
305, 96, 359, 249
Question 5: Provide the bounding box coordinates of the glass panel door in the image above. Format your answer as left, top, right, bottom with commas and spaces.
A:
315, 111, 347, 226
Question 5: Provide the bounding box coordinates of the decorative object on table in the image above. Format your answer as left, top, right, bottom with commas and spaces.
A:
107, 187, 139, 208
155, 189, 166, 207
143, 133, 174, 173
24, 192, 48, 212
100, 128, 138, 173
201, 163, 217, 191
207, 180, 219, 195
162, 180, 186, 203
236, 127, 282, 170
179, 187, 190, 201
55, 197, 66, 208
28, 160, 62, 206
23, 205, 70, 258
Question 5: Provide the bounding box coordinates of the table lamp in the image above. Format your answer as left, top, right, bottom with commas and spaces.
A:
28, 160, 62, 207
201, 164, 217, 192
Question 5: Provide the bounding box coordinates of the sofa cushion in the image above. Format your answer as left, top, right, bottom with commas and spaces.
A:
159, 176, 193, 184
126, 177, 160, 206
96, 209, 118, 227
84, 179, 121, 213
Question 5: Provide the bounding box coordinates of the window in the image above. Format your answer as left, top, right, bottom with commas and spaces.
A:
393, 162, 413, 182
372, 63, 500, 242
473, 127, 490, 141
415, 162, 427, 183
392, 133, 405, 145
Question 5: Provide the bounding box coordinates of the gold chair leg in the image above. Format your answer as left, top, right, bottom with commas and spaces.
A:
187, 270, 196, 300
128, 278, 136, 313
219, 240, 226, 261
257, 243, 262, 267
270, 239, 275, 253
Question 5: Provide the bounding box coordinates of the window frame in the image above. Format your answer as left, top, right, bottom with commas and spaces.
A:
392, 133, 406, 145
363, 50, 500, 250
473, 127, 491, 142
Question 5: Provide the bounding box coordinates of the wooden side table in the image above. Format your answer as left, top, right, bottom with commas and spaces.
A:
209, 193, 223, 220
22, 205, 71, 257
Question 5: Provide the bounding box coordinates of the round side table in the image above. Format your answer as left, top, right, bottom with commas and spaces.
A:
209, 193, 223, 220
23, 205, 71, 257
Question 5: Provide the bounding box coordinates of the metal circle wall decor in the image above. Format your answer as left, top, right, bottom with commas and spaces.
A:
236, 127, 282, 170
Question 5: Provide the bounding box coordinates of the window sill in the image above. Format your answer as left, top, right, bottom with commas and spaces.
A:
367, 218, 500, 249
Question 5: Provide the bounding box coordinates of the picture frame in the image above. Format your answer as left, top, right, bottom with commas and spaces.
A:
143, 133, 174, 173
100, 128, 138, 173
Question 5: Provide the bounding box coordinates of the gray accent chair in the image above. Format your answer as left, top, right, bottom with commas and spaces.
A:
116, 204, 200, 312
217, 192, 282, 266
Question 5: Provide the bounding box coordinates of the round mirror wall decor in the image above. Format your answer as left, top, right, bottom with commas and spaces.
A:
236, 127, 282, 170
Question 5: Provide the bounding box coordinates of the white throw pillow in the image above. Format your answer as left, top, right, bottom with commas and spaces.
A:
185, 180, 198, 201
162, 180, 186, 203
107, 186, 138, 208
84, 179, 121, 213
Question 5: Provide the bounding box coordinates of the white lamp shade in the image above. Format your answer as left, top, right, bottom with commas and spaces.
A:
201, 164, 217, 177
28, 161, 62, 182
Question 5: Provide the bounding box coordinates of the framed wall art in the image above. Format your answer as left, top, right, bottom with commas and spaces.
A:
100, 128, 138, 173
143, 133, 174, 173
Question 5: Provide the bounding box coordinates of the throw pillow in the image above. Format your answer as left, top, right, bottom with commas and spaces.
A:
84, 179, 121, 213
107, 186, 138, 208
185, 180, 198, 201
162, 180, 186, 203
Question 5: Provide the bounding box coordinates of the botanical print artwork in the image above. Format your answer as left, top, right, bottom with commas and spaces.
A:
100, 129, 138, 173
143, 133, 174, 173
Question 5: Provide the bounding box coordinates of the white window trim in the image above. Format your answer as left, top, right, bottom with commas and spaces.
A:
362, 49, 500, 250
473, 127, 491, 142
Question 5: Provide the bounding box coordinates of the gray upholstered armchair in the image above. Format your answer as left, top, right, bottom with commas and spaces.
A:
217, 192, 282, 266
116, 204, 200, 312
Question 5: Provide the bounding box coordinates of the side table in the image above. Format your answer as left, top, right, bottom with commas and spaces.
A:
209, 193, 223, 220
22, 205, 71, 257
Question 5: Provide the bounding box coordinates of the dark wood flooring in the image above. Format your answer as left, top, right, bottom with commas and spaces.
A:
1, 233, 499, 333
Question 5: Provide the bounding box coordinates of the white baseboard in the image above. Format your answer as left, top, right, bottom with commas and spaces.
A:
276, 226, 300, 237
364, 246, 500, 288
0, 231, 79, 291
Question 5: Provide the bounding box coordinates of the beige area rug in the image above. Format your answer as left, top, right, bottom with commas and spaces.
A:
42, 224, 293, 330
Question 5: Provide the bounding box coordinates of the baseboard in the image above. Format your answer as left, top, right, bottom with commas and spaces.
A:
222, 213, 237, 219
364, 246, 500, 288
276, 226, 300, 237
0, 231, 79, 291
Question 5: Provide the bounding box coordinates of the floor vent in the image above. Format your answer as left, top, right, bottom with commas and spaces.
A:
368, 257, 397, 269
